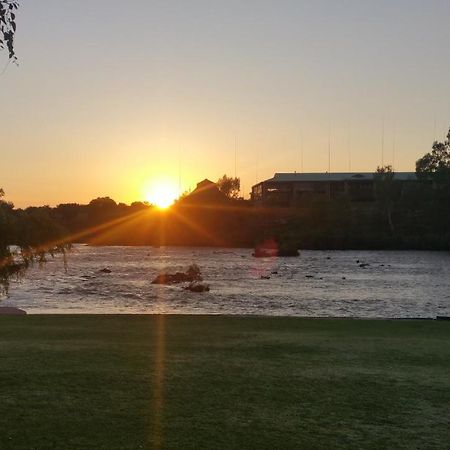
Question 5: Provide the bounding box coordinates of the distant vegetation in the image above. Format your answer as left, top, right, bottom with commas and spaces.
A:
0, 189, 69, 295
1, 129, 450, 293
416, 128, 450, 181
217, 174, 241, 199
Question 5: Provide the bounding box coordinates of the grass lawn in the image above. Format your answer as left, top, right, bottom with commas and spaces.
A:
0, 315, 449, 449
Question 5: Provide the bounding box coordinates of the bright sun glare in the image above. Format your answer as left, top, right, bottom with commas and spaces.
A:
145, 181, 179, 209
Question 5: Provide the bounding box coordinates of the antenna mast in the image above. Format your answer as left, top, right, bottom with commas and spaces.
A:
234, 136, 237, 178
328, 122, 331, 174
255, 149, 259, 184
348, 121, 352, 172
300, 132, 304, 173
392, 122, 396, 170
178, 145, 182, 193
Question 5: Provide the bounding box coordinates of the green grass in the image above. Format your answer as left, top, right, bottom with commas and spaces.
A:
0, 316, 449, 449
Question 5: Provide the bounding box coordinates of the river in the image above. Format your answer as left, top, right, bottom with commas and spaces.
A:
3, 245, 450, 318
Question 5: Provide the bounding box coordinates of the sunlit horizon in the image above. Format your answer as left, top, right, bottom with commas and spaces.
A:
1, 1, 450, 208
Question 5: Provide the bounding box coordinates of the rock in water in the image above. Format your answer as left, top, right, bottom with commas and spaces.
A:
152, 264, 203, 285
184, 282, 210, 293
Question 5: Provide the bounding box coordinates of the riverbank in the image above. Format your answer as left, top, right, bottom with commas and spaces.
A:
1, 315, 449, 449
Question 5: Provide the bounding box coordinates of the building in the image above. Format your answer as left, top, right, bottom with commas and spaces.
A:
251, 172, 417, 207
181, 179, 229, 205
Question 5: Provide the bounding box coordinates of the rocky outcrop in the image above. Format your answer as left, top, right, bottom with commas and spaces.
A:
152, 264, 203, 285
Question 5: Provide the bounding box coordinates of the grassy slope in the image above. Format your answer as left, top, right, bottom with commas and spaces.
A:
0, 316, 449, 450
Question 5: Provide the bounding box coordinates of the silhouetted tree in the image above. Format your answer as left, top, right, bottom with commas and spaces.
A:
0, 1, 19, 62
88, 197, 117, 209
217, 175, 240, 199
416, 128, 450, 184
0, 190, 69, 296
129, 201, 151, 211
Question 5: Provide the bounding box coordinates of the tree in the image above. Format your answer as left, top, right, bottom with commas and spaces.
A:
415, 127, 450, 235
1, 189, 69, 296
217, 175, 240, 199
416, 128, 450, 184
374, 165, 399, 234
1, 189, 19, 295
0, 1, 19, 62
88, 197, 117, 209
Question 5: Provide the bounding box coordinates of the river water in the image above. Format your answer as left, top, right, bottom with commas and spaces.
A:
2, 245, 450, 318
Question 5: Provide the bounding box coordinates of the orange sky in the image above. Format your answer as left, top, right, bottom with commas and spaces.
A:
1, 1, 449, 207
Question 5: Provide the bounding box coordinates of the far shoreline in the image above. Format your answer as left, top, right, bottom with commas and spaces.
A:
82, 242, 450, 252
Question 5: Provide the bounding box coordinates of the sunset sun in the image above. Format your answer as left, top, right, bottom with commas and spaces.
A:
145, 181, 179, 209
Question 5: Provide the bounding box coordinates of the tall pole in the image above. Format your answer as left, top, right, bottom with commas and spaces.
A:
234, 136, 237, 178
178, 144, 181, 194
381, 119, 384, 167
392, 122, 396, 170
300, 132, 304, 173
255, 149, 259, 184
348, 121, 351, 172
328, 122, 331, 174
327, 122, 332, 201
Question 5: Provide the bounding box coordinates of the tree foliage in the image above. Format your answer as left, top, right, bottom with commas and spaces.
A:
0, 1, 19, 62
1, 189, 69, 296
416, 128, 450, 183
1, 190, 19, 295
217, 175, 240, 199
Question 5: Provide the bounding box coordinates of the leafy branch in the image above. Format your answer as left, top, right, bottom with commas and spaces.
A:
0, 0, 19, 62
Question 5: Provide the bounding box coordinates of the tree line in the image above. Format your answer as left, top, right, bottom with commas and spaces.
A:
1, 129, 450, 294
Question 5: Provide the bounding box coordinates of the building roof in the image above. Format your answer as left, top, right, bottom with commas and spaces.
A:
181, 179, 229, 205
195, 179, 216, 190
256, 172, 417, 184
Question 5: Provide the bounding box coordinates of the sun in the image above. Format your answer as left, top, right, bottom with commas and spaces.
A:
145, 181, 179, 209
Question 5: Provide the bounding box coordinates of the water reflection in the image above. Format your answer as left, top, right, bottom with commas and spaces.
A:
3, 245, 450, 318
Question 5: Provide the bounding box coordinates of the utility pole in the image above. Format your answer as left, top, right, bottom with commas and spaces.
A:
328, 122, 331, 174
392, 122, 396, 170
234, 136, 237, 178
300, 132, 304, 173
255, 149, 259, 184
348, 121, 352, 172
178, 145, 182, 194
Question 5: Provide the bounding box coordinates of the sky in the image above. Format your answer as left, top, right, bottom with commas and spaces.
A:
1, 0, 450, 207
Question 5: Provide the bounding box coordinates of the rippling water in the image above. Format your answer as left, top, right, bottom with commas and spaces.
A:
3, 245, 450, 317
